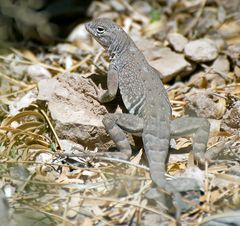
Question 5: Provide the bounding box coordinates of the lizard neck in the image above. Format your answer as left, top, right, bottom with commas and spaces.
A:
107, 34, 131, 60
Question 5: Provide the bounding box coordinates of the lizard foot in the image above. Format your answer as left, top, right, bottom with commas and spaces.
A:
86, 80, 106, 102
145, 186, 184, 220
158, 182, 185, 220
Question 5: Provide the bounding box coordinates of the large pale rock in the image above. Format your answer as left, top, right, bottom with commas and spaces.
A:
146, 47, 195, 82
167, 32, 188, 52
184, 39, 219, 62
135, 39, 195, 82
37, 73, 113, 150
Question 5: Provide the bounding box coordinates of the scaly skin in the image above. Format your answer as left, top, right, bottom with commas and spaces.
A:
85, 18, 210, 219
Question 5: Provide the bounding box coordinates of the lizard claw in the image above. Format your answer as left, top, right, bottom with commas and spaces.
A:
88, 80, 103, 94
88, 80, 98, 91
85, 91, 99, 101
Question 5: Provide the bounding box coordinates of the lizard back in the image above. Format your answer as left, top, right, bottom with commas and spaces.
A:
116, 42, 172, 121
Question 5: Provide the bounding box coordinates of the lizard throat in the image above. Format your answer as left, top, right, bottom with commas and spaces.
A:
107, 35, 130, 59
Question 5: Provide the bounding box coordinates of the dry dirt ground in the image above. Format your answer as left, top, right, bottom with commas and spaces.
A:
0, 0, 240, 225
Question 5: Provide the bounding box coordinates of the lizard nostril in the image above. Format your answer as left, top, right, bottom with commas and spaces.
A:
85, 22, 91, 31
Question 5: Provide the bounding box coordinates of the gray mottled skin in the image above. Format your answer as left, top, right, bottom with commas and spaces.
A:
85, 18, 210, 218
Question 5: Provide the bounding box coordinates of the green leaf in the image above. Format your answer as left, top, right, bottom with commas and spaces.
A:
149, 9, 161, 22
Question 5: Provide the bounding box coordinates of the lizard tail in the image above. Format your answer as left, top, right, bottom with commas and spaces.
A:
143, 114, 182, 219
142, 112, 171, 187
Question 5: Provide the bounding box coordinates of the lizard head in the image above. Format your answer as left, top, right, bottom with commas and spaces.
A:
85, 18, 126, 50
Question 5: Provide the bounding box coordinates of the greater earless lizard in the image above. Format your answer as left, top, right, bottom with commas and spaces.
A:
85, 18, 210, 218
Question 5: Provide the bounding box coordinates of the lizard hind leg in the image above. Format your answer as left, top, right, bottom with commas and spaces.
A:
102, 113, 144, 160
170, 117, 210, 164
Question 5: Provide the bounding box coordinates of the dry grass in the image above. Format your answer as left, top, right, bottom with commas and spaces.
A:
0, 0, 240, 225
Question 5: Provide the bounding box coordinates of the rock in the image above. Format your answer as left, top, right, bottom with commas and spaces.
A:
35, 152, 52, 163
37, 78, 58, 101
142, 212, 169, 226
167, 32, 188, 52
184, 38, 219, 62
9, 63, 28, 80
144, 47, 195, 82
165, 167, 204, 212
68, 24, 91, 48
55, 43, 79, 54
190, 55, 230, 88
110, 0, 125, 11
174, 166, 204, 190
146, 176, 202, 213
218, 20, 240, 43
193, 8, 220, 38
190, 71, 225, 88
9, 165, 30, 187
228, 165, 240, 177
171, 177, 202, 192
200, 211, 240, 226
206, 34, 225, 51
60, 139, 85, 155
135, 38, 162, 53
37, 73, 113, 150
67, 209, 78, 219
0, 191, 9, 226
170, 177, 202, 211
132, 1, 152, 14
27, 64, 52, 82
221, 100, 240, 134
185, 89, 226, 119
234, 66, 240, 79
87, 1, 116, 20
216, 0, 240, 14
212, 55, 230, 76
205, 140, 240, 161
8, 60, 51, 83
9, 90, 38, 115
227, 43, 240, 67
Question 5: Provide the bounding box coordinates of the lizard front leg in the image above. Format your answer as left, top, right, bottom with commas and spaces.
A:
170, 117, 210, 163
103, 113, 143, 159
92, 64, 119, 103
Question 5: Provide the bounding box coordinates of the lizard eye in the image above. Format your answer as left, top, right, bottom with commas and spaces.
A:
96, 26, 105, 34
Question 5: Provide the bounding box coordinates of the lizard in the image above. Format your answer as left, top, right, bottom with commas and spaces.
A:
85, 18, 210, 218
